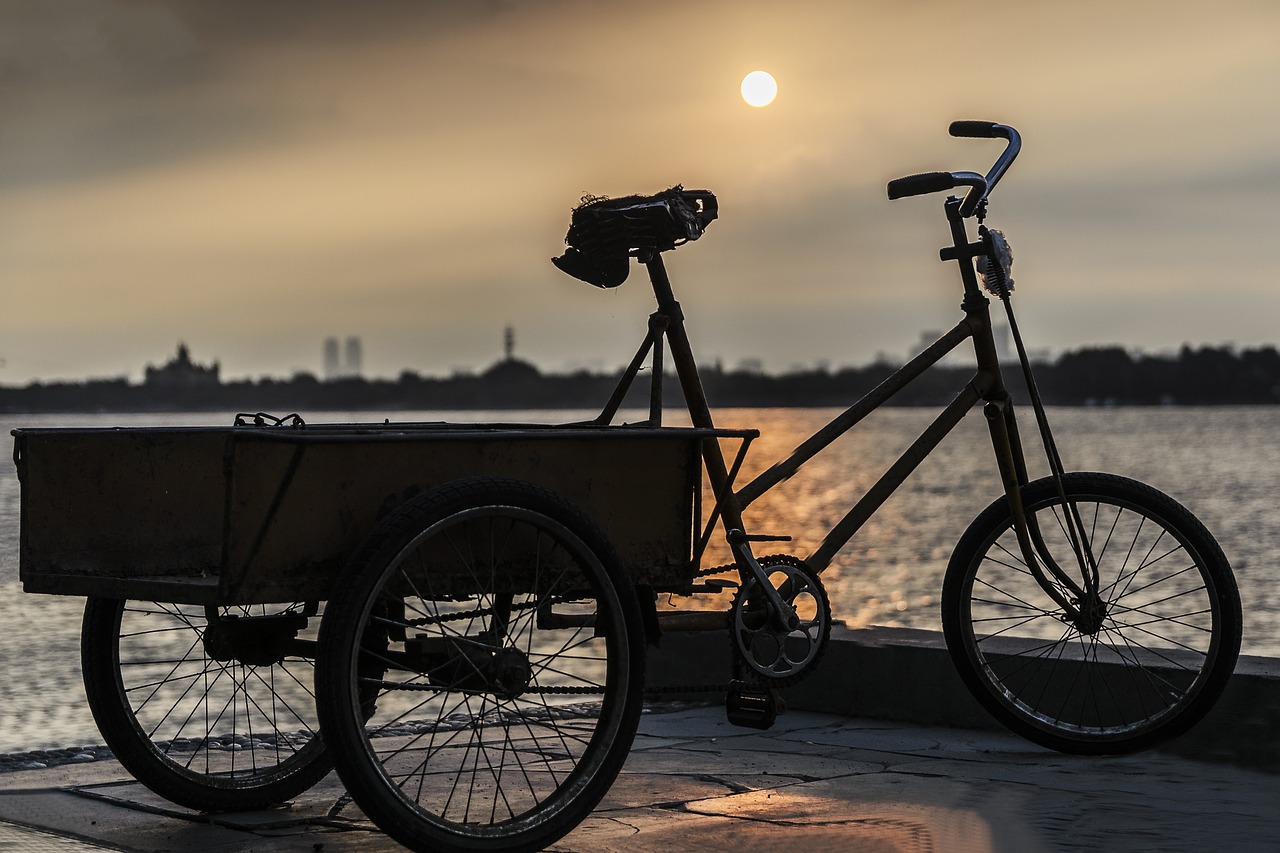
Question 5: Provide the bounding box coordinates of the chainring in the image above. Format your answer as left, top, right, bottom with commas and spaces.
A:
729, 555, 832, 686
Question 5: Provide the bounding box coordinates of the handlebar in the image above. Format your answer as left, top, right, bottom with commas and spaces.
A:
948, 120, 1003, 138
888, 121, 1022, 217
887, 170, 987, 205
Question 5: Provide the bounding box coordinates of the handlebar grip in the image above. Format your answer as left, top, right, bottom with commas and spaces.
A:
949, 120, 1000, 138
887, 171, 956, 200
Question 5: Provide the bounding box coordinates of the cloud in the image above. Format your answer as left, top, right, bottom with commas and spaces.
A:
1, 0, 1280, 382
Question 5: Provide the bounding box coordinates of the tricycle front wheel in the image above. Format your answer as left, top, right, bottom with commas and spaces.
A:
81, 598, 330, 811
316, 477, 645, 853
942, 473, 1242, 754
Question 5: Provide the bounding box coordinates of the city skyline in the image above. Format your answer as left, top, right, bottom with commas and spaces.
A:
40, 324, 1277, 388
1, 336, 1273, 415
3, 2, 1280, 384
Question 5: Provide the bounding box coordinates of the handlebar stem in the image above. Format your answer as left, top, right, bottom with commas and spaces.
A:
950, 171, 989, 218
944, 198, 986, 303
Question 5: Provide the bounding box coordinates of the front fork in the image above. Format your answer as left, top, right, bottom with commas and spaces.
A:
951, 202, 1102, 632
983, 394, 1103, 631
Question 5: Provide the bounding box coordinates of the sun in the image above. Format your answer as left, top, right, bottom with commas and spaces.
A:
740, 70, 777, 108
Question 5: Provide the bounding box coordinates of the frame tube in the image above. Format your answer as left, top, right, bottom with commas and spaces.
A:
736, 319, 975, 508
807, 382, 983, 572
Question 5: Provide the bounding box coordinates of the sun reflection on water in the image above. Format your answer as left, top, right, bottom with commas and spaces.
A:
0, 406, 1276, 753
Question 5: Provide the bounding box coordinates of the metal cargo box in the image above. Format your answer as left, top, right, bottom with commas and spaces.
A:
15, 423, 717, 604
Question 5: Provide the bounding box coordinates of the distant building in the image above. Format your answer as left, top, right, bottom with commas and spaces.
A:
144, 343, 220, 389
483, 326, 540, 384
323, 335, 363, 380
344, 336, 363, 377
323, 337, 341, 379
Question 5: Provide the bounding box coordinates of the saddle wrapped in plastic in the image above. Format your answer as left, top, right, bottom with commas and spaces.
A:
552, 186, 717, 288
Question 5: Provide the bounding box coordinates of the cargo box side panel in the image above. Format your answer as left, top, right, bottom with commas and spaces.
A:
222, 434, 697, 603
543, 437, 697, 584
18, 431, 228, 597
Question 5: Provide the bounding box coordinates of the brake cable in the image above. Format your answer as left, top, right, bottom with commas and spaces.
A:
979, 227, 1102, 609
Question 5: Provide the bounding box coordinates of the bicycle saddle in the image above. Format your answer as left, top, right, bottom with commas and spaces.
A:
552, 186, 717, 288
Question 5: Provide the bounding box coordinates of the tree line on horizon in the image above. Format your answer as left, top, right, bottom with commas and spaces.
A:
0, 343, 1277, 413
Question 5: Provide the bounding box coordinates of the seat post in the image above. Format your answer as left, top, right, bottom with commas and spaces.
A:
642, 253, 747, 529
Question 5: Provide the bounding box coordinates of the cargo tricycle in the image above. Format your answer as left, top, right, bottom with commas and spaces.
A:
16, 123, 1241, 853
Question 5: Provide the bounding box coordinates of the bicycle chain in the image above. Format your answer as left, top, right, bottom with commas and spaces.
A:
398, 561, 740, 629
395, 563, 745, 696
535, 683, 731, 696
695, 562, 739, 579
399, 592, 578, 628
374, 680, 732, 697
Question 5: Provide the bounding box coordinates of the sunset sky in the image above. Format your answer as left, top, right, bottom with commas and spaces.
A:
2, 0, 1279, 383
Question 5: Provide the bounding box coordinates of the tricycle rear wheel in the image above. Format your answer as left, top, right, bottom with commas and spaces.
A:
81, 599, 330, 811
315, 477, 645, 853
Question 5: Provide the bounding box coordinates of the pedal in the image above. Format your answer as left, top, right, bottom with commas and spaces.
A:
724, 681, 786, 730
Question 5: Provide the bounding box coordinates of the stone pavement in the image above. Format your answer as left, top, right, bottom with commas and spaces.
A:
0, 704, 1275, 853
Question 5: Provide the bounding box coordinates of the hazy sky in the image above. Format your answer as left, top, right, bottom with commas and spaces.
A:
2, 0, 1279, 383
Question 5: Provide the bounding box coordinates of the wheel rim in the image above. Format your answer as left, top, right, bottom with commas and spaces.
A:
112, 601, 323, 789
960, 490, 1223, 742
344, 504, 635, 837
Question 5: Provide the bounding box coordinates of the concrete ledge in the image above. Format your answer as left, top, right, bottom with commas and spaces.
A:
645, 624, 1280, 772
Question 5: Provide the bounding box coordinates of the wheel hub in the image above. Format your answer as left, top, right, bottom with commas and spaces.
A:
489, 647, 533, 700
1068, 595, 1108, 635
202, 613, 308, 667
409, 635, 533, 700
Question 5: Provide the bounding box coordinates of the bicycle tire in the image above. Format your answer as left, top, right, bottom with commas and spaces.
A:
315, 477, 645, 853
81, 598, 330, 811
942, 472, 1241, 754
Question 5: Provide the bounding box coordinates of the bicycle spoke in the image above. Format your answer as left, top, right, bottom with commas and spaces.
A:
320, 483, 642, 851
83, 599, 328, 810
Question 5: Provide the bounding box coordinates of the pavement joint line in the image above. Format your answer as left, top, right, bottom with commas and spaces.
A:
690, 773, 753, 795
0, 817, 128, 851
1, 706, 1276, 851
326, 794, 355, 818
69, 785, 212, 822
67, 782, 378, 838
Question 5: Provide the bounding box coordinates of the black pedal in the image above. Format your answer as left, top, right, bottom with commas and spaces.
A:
725, 681, 786, 730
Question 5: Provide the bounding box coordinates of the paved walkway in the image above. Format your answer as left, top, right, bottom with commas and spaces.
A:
0, 706, 1275, 852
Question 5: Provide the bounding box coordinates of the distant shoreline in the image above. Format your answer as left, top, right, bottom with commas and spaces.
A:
1, 343, 1277, 413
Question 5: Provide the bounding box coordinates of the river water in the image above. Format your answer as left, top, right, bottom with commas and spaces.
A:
0, 406, 1275, 752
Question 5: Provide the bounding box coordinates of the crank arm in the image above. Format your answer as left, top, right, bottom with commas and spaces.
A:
727, 529, 799, 632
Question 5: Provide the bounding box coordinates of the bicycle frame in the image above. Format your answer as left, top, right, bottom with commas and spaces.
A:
593, 195, 1094, 625
549, 120, 1238, 754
